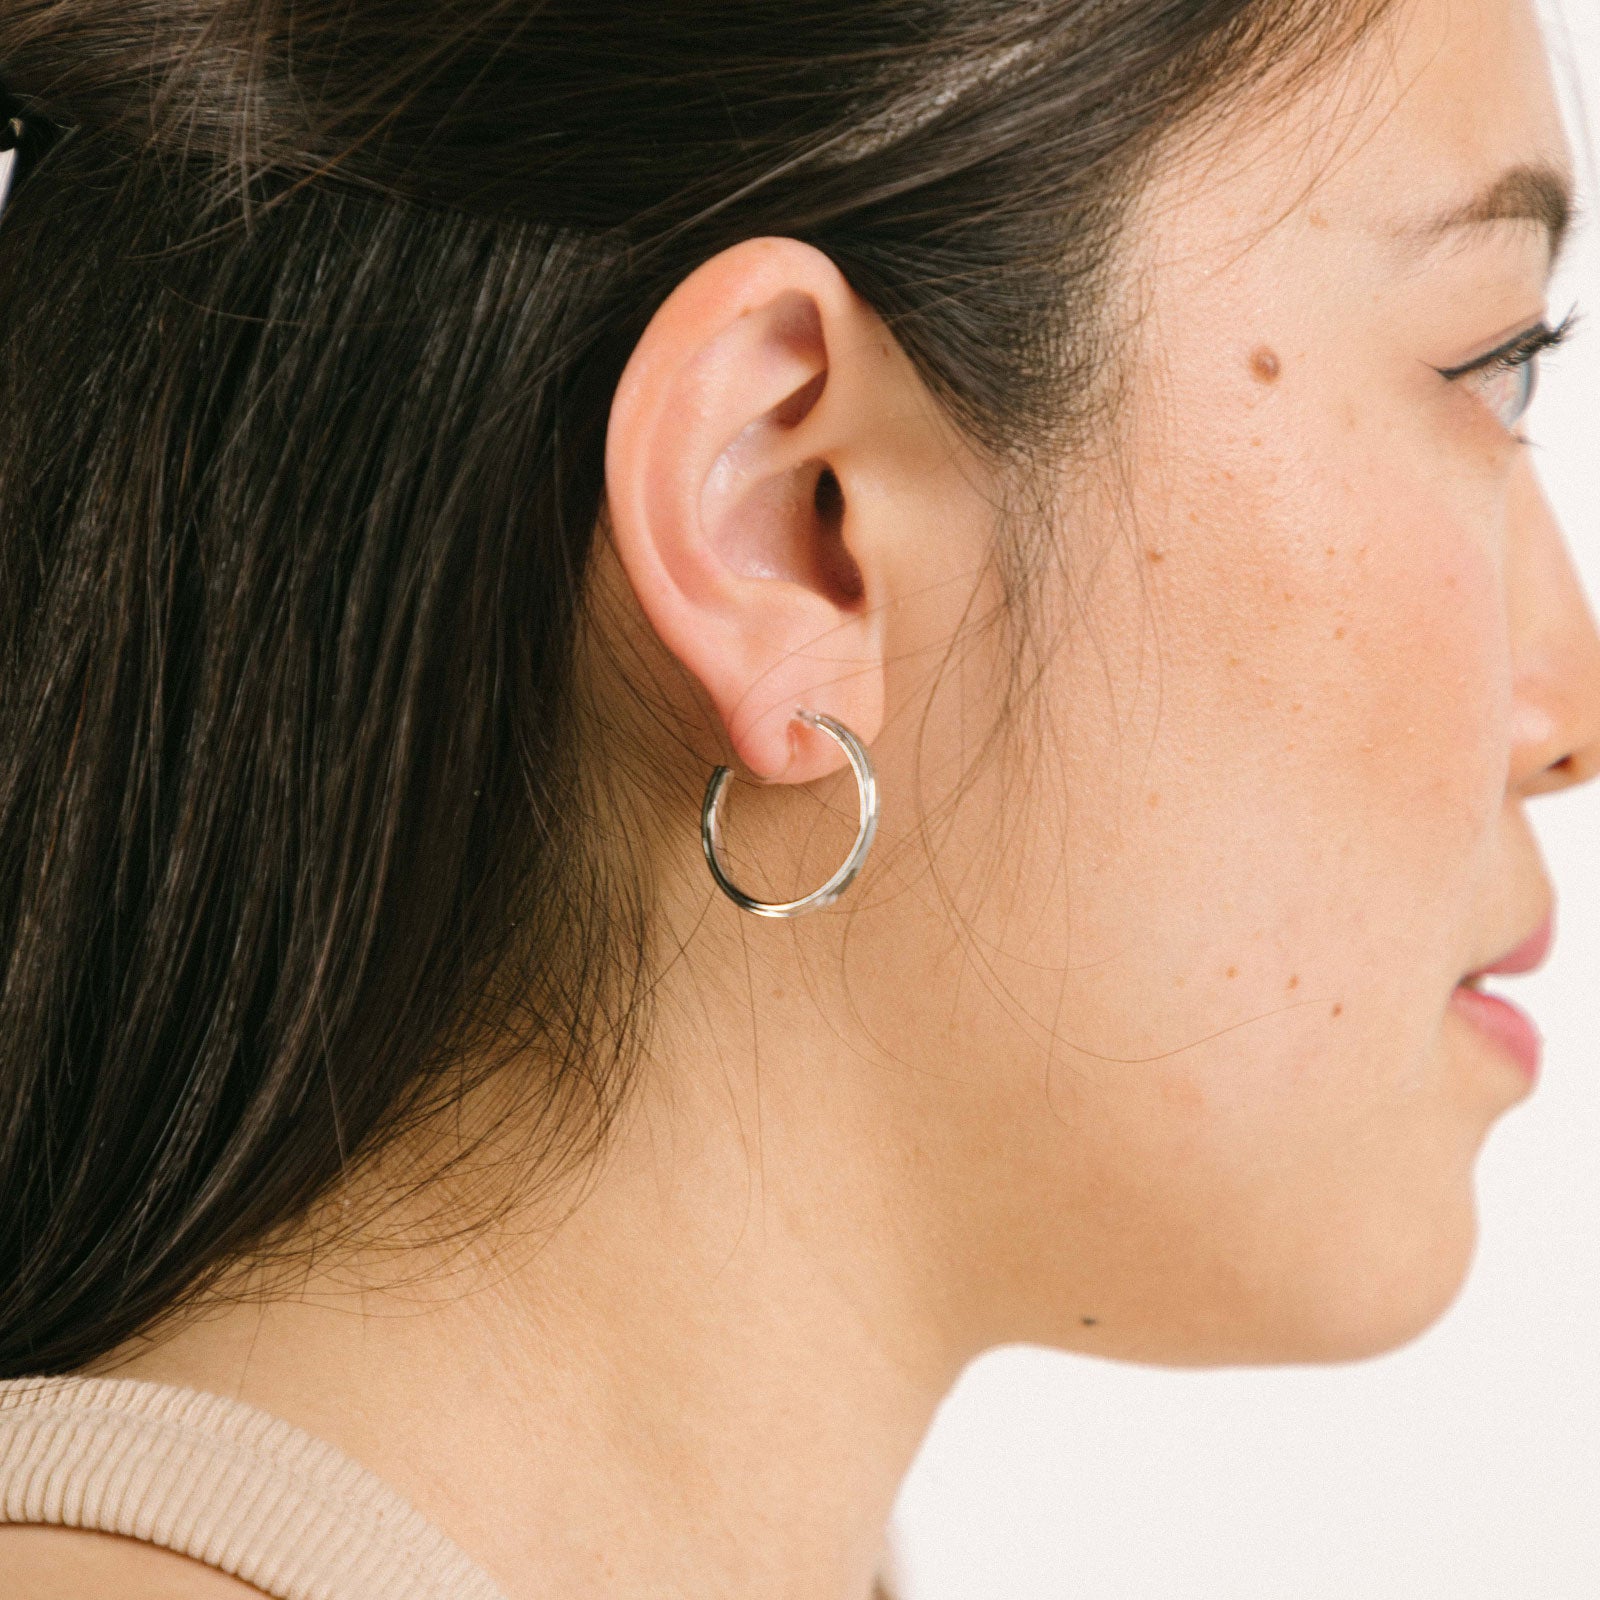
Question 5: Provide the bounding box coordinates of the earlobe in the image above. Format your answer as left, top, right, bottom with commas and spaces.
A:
604, 238, 886, 785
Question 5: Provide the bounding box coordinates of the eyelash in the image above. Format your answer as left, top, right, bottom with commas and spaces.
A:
1435, 306, 1582, 439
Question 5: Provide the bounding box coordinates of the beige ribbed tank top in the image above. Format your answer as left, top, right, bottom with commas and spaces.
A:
0, 1375, 509, 1599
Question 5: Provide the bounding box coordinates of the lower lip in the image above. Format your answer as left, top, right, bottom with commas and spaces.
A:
1449, 982, 1542, 1084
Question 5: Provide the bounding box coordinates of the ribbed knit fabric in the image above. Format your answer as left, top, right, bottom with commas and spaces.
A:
0, 1375, 509, 1599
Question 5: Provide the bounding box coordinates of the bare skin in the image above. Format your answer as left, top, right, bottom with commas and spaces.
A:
7, 0, 1600, 1595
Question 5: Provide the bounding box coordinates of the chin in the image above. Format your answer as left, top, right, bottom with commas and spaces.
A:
1258, 1189, 1483, 1366
1050, 1187, 1483, 1371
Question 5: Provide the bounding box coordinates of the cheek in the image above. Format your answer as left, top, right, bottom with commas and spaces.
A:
1167, 414, 1512, 880
955, 389, 1517, 1357
950, 370, 1516, 1084
1108, 303, 1512, 912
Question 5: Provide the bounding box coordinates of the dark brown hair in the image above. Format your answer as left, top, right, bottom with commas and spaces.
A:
0, 0, 1386, 1374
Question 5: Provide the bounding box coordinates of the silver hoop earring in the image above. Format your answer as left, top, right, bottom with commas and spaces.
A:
701, 710, 878, 918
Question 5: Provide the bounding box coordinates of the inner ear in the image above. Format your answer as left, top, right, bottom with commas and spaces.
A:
810, 466, 863, 603
702, 301, 865, 609
710, 457, 863, 605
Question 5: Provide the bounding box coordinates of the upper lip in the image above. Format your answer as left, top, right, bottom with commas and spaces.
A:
1463, 904, 1556, 981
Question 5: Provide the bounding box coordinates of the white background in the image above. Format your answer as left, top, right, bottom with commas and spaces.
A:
889, 5, 1600, 1596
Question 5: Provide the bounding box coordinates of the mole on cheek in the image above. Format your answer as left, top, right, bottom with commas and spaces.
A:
1249, 345, 1282, 383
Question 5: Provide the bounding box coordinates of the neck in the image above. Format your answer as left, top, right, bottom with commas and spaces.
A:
96, 1020, 964, 1600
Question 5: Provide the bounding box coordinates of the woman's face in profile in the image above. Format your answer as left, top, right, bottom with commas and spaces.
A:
824, 0, 1600, 1368
6, 0, 1599, 1590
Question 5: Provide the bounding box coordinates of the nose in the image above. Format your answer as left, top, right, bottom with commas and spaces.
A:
1506, 459, 1600, 798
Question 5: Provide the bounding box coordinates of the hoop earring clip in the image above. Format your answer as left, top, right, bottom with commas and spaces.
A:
701, 710, 878, 918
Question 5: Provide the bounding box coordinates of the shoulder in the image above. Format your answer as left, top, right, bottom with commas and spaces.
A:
0, 1526, 265, 1599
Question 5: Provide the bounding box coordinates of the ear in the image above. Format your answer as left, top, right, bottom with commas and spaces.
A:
605, 237, 909, 785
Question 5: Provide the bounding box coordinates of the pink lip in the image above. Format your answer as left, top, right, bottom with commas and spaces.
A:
1468, 905, 1555, 979
1448, 904, 1555, 1087
1448, 983, 1541, 1084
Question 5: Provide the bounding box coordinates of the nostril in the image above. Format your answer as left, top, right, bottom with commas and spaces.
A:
1520, 745, 1600, 797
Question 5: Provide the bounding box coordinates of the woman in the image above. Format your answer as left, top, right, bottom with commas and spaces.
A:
0, 0, 1595, 1594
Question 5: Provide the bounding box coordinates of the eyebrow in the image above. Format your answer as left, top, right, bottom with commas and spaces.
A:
1396, 162, 1578, 271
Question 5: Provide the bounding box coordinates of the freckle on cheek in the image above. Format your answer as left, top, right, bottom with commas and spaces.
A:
1249, 345, 1281, 383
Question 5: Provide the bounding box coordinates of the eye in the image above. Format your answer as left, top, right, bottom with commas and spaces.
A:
1436, 307, 1581, 435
